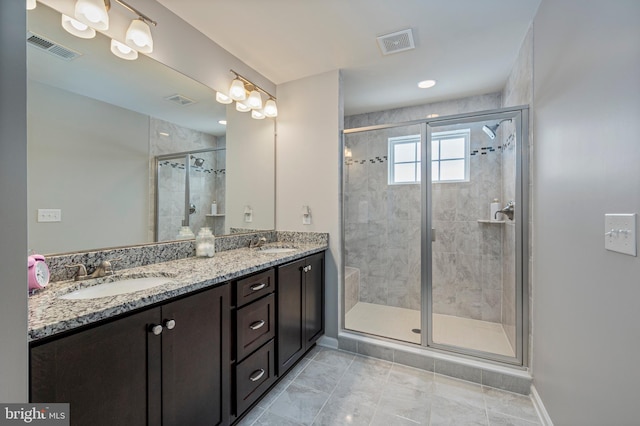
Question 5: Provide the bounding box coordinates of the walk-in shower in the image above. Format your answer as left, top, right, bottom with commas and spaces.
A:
342, 107, 528, 365
155, 148, 226, 240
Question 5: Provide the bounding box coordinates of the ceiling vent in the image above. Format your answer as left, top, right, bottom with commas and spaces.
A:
164, 94, 196, 106
376, 29, 415, 55
26, 32, 81, 61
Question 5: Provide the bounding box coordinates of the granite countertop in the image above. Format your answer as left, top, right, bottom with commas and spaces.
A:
28, 242, 327, 342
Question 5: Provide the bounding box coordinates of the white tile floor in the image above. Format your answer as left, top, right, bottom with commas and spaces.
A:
345, 302, 515, 357
237, 346, 541, 426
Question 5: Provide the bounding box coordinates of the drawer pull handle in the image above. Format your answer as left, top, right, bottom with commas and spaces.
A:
150, 324, 163, 336
250, 283, 266, 291
164, 319, 176, 330
249, 369, 265, 382
249, 320, 266, 330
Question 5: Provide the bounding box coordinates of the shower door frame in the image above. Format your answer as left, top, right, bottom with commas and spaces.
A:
341, 106, 529, 367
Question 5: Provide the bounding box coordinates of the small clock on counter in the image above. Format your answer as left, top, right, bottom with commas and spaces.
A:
28, 254, 50, 293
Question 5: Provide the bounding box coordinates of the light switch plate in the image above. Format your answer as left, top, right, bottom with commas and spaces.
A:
605, 213, 637, 256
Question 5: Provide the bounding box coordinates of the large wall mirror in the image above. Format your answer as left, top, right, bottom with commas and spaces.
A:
27, 3, 275, 254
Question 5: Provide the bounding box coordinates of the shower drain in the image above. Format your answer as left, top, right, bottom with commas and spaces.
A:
411, 328, 421, 334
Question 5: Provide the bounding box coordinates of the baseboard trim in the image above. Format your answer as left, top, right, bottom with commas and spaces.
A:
530, 385, 553, 426
317, 335, 339, 349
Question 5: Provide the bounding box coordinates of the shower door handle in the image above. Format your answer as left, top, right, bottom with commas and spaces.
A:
431, 228, 436, 242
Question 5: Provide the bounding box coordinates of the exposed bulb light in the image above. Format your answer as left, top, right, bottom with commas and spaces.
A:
263, 99, 278, 118
62, 14, 96, 39
418, 79, 437, 89
251, 110, 265, 120
110, 39, 138, 60
125, 19, 153, 53
235, 101, 251, 112
247, 89, 263, 109
215, 92, 233, 104
229, 78, 247, 101
27, 0, 36, 10
74, 0, 109, 31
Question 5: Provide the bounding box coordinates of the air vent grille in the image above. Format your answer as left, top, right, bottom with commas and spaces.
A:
376, 29, 415, 55
164, 94, 196, 106
27, 32, 81, 61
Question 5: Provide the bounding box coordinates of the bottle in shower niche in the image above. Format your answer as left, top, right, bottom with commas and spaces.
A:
196, 227, 215, 257
490, 199, 501, 221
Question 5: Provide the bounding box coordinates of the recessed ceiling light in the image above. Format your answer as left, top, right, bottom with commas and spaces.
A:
159, 132, 170, 137
218, 120, 227, 125
426, 113, 439, 118
418, 79, 436, 89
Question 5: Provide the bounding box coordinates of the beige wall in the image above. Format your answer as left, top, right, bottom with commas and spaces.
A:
532, 1, 640, 423
0, 0, 28, 402
276, 70, 342, 340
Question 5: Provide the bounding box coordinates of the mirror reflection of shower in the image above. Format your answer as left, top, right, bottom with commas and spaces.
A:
482, 118, 512, 139
191, 155, 205, 167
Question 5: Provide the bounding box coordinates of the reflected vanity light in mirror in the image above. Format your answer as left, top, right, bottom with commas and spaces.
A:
110, 39, 138, 60
61, 14, 96, 39
216, 92, 233, 104
125, 18, 153, 53
74, 0, 109, 30
251, 110, 265, 120
236, 101, 251, 112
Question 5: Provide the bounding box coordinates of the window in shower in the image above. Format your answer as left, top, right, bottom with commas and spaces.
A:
431, 129, 470, 182
388, 135, 421, 184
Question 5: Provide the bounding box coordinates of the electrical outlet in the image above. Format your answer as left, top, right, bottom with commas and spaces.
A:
605, 213, 637, 256
37, 209, 62, 223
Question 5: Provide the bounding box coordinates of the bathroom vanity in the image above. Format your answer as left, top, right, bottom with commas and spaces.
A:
28, 241, 326, 426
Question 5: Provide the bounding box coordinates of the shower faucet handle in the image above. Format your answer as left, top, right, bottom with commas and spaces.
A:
494, 201, 515, 221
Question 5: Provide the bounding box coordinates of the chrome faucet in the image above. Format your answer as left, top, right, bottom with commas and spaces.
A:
495, 201, 515, 221
249, 237, 267, 248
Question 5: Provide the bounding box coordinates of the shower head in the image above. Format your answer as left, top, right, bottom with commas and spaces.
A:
190, 155, 205, 167
482, 119, 512, 140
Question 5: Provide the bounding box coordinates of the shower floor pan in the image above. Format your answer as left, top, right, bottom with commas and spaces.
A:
345, 302, 515, 357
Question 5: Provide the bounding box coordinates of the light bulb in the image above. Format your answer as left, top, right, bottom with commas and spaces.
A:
229, 79, 247, 101
264, 99, 278, 117
125, 19, 153, 53
62, 14, 96, 39
247, 89, 263, 109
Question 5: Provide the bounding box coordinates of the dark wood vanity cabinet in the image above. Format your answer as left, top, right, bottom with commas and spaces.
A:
276, 252, 325, 376
30, 284, 231, 426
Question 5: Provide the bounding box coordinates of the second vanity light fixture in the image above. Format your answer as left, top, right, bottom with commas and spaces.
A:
55, 0, 157, 61
216, 70, 278, 119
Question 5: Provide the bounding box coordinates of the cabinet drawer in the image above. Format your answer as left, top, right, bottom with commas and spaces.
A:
235, 339, 276, 415
235, 269, 274, 308
236, 293, 275, 361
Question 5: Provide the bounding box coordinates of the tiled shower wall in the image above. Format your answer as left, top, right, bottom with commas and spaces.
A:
344, 93, 506, 319
149, 118, 226, 241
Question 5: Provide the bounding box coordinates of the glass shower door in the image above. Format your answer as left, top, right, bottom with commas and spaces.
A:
426, 109, 526, 363
343, 123, 423, 344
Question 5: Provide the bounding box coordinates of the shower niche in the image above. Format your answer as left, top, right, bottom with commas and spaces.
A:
156, 148, 226, 241
343, 107, 528, 365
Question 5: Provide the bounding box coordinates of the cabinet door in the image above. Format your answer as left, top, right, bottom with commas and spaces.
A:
276, 258, 305, 375
304, 252, 324, 348
30, 308, 160, 426
161, 285, 231, 426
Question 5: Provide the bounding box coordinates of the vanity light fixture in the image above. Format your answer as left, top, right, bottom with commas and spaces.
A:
62, 14, 96, 39
74, 0, 110, 31
125, 18, 153, 53
27, 0, 36, 10
110, 39, 138, 60
217, 70, 278, 119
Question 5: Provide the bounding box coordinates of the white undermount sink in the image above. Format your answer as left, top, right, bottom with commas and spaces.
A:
258, 247, 297, 254
59, 277, 172, 300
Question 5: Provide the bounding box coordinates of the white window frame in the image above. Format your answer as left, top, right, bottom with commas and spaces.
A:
388, 135, 421, 185
431, 129, 470, 183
